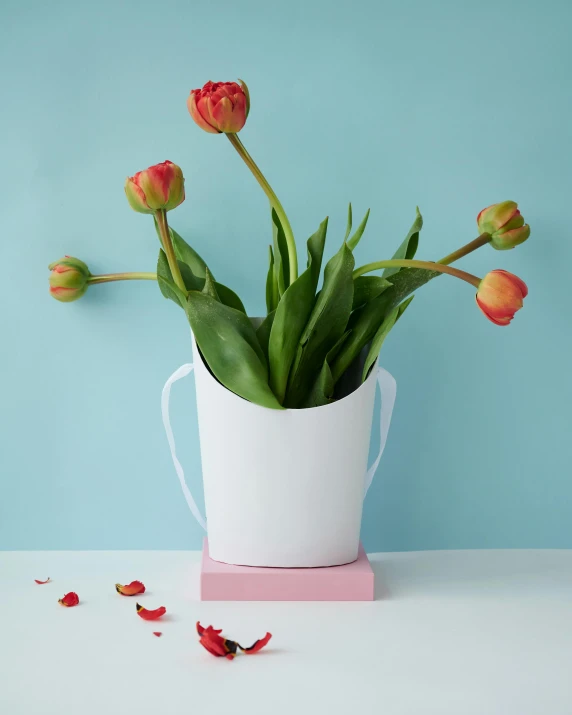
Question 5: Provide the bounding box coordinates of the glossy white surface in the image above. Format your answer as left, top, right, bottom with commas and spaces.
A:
1, 549, 571, 714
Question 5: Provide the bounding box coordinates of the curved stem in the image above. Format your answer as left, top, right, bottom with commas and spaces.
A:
156, 209, 187, 294
226, 133, 298, 283
352, 259, 481, 288
88, 272, 157, 285
438, 233, 491, 265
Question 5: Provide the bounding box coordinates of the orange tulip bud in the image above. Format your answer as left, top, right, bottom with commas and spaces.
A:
124, 161, 185, 214
477, 201, 530, 250
187, 80, 250, 134
476, 270, 528, 326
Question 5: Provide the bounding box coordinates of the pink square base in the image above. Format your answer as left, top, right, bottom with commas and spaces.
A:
200, 539, 374, 601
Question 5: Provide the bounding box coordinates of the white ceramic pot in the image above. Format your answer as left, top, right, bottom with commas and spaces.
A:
161, 332, 396, 568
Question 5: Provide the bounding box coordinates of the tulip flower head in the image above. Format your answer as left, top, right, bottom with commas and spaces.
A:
48, 256, 90, 302
477, 201, 530, 251
476, 269, 528, 326
124, 161, 185, 214
188, 80, 250, 134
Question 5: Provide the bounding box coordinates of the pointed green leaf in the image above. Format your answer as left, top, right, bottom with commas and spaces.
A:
256, 310, 275, 362
302, 330, 351, 408
285, 241, 355, 407
186, 292, 283, 410
265, 245, 279, 313
271, 208, 289, 296
352, 275, 392, 311
362, 296, 414, 382
347, 208, 370, 251
382, 207, 422, 278
331, 263, 440, 384
202, 267, 220, 301
268, 218, 328, 404
344, 203, 353, 241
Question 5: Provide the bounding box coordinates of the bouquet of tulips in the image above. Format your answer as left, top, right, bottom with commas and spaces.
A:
49, 81, 530, 410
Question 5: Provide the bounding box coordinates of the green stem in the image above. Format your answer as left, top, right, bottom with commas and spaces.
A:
226, 133, 298, 284
352, 259, 481, 288
438, 233, 491, 265
155, 209, 187, 294
88, 272, 156, 285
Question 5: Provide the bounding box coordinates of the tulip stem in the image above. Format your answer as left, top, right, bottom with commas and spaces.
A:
353, 259, 481, 288
155, 209, 187, 294
438, 233, 491, 265
88, 272, 157, 285
226, 133, 298, 284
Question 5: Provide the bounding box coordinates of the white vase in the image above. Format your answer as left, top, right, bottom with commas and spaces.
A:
161, 332, 396, 568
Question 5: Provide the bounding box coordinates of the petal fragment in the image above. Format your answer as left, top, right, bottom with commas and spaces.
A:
115, 580, 146, 596
35, 577, 51, 585
59, 592, 79, 607
136, 603, 166, 621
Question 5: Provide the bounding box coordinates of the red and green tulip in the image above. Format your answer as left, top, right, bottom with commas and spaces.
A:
187, 81, 250, 134
48, 256, 90, 303
477, 201, 530, 250
124, 160, 185, 214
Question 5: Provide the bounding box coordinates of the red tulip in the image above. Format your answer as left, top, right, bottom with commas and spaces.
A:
476, 270, 528, 326
124, 161, 185, 214
477, 201, 530, 250
187, 80, 250, 134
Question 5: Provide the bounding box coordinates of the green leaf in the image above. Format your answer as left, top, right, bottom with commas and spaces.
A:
344, 203, 353, 241
153, 218, 209, 279
352, 275, 392, 311
202, 267, 220, 301
331, 264, 441, 384
271, 209, 290, 296
157, 249, 246, 314
347, 208, 370, 251
256, 310, 275, 362
268, 218, 328, 404
265, 245, 279, 314
382, 207, 422, 278
302, 331, 351, 408
285, 241, 355, 408
186, 291, 283, 410
157, 273, 188, 310
362, 296, 414, 382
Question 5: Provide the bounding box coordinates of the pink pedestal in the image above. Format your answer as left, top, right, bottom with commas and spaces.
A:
200, 539, 374, 601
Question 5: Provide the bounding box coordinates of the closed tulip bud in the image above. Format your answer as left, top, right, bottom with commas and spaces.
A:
124, 161, 185, 214
48, 256, 90, 302
476, 270, 528, 326
477, 201, 530, 250
187, 80, 250, 134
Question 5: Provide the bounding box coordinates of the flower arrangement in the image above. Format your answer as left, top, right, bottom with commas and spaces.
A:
49, 80, 530, 410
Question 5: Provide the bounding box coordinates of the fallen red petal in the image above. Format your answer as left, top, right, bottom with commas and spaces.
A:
136, 603, 166, 621
58, 592, 79, 607
196, 622, 271, 659
241, 632, 272, 654
152, 632, 162, 637
115, 580, 146, 596
34, 578, 51, 585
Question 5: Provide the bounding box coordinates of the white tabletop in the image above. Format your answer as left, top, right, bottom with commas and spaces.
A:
1, 549, 571, 714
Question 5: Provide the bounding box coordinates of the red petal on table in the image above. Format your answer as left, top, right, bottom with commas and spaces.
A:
152, 632, 162, 637
34, 578, 51, 584
240, 632, 272, 654
196, 622, 271, 659
136, 603, 166, 621
58, 592, 79, 607
115, 580, 146, 596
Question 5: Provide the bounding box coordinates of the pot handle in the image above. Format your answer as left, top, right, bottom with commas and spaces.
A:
364, 367, 397, 497
161, 362, 207, 532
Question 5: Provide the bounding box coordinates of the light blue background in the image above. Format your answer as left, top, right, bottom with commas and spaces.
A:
1, 0, 570, 551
